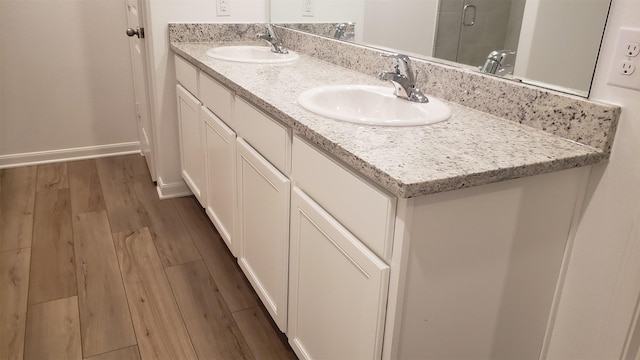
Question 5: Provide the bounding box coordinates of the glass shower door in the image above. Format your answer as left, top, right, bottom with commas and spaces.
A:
434, 0, 525, 68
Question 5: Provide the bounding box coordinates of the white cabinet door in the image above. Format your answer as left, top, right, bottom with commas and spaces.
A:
288, 187, 390, 360
236, 138, 290, 332
203, 107, 237, 255
176, 84, 206, 206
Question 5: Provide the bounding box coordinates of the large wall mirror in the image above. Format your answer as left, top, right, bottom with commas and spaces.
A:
270, 0, 611, 97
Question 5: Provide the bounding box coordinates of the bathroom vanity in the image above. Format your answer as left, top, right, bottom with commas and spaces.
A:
170, 24, 619, 360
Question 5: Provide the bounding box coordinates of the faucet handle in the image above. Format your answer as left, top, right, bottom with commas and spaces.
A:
263, 24, 274, 36
257, 24, 274, 39
381, 53, 412, 68
257, 24, 289, 54
381, 53, 414, 81
381, 53, 411, 63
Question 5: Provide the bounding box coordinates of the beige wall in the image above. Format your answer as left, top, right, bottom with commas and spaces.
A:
0, 0, 139, 163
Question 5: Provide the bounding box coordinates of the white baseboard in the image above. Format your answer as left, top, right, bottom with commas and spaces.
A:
0, 142, 141, 169
156, 176, 192, 199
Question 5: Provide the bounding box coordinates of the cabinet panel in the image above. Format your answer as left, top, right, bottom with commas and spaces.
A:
176, 84, 205, 206
235, 98, 291, 175
292, 136, 396, 260
175, 55, 198, 96
288, 187, 389, 360
395, 167, 588, 360
203, 107, 236, 254
236, 138, 290, 332
199, 73, 234, 128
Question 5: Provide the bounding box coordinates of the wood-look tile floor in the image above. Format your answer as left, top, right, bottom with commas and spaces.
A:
0, 154, 297, 360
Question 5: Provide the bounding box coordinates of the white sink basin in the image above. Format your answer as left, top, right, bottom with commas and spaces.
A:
206, 46, 299, 64
297, 85, 451, 126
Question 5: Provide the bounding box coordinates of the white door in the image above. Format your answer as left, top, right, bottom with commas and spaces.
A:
176, 85, 206, 206
125, 0, 156, 180
203, 108, 237, 255
288, 187, 390, 360
236, 138, 290, 332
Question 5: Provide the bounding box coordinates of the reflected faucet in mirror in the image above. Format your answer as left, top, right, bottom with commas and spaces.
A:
379, 53, 429, 103
333, 23, 354, 40
480, 50, 517, 76
257, 24, 289, 54
334, 23, 348, 39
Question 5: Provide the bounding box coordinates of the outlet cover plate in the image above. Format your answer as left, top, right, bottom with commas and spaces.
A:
302, 0, 314, 17
217, 0, 230, 16
607, 27, 640, 91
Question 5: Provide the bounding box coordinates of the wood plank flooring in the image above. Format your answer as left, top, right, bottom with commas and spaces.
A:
0, 166, 36, 252
0, 248, 31, 359
73, 211, 136, 357
0, 155, 296, 360
165, 261, 254, 359
24, 296, 82, 360
29, 188, 77, 305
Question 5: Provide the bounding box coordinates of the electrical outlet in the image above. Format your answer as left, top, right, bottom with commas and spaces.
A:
216, 0, 230, 16
620, 61, 636, 75
302, 0, 314, 17
626, 42, 640, 57
607, 27, 640, 91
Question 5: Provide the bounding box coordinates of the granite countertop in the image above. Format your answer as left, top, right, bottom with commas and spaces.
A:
171, 42, 606, 199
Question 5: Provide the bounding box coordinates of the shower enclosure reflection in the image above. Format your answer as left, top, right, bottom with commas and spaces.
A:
433, 0, 524, 71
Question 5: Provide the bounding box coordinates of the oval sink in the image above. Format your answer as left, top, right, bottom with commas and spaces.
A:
297, 85, 451, 126
206, 46, 299, 64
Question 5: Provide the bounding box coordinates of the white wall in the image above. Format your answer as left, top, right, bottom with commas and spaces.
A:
145, 0, 267, 195
0, 0, 140, 165
546, 0, 640, 358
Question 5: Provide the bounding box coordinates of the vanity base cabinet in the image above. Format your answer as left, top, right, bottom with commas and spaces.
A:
173, 53, 592, 360
288, 187, 390, 360
176, 84, 206, 206
203, 107, 236, 255
386, 166, 590, 360
236, 138, 290, 332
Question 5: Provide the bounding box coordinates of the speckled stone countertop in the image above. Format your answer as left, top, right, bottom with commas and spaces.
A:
171, 41, 611, 198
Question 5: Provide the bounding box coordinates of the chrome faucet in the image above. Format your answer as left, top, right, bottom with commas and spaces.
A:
257, 24, 289, 54
378, 53, 429, 103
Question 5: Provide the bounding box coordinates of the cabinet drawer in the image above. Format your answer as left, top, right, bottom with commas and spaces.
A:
292, 136, 396, 260
235, 97, 290, 175
175, 55, 198, 96
199, 72, 234, 128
